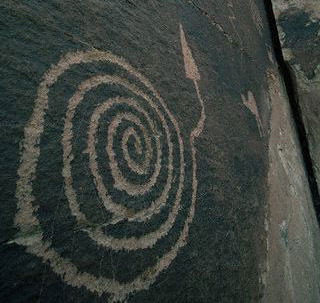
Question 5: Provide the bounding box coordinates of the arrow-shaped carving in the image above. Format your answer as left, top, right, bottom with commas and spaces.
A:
180, 24, 201, 81
180, 23, 205, 138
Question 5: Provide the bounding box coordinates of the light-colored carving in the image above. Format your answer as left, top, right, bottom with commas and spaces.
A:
14, 24, 205, 302
241, 91, 264, 137
180, 24, 205, 137
180, 24, 200, 81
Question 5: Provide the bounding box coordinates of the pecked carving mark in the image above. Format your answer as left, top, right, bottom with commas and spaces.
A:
14, 22, 206, 301
241, 91, 264, 137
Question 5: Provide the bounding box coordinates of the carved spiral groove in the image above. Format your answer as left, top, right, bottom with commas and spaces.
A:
15, 50, 198, 302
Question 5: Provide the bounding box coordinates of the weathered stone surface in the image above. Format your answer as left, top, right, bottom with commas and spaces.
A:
0, 1, 319, 302
262, 69, 320, 303
271, 0, 320, 205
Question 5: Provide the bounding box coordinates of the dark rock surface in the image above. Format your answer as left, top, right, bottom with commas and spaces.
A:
0, 1, 319, 302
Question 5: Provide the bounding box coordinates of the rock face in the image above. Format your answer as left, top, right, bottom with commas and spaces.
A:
0, 1, 319, 302
270, 0, 320, 213
262, 68, 320, 303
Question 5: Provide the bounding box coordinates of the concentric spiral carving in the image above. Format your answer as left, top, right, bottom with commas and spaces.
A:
15, 47, 205, 302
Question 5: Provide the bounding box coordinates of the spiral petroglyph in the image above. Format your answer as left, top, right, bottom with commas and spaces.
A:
14, 25, 205, 303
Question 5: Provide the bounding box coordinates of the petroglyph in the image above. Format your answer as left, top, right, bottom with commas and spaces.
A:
180, 24, 200, 81
14, 25, 205, 302
241, 91, 263, 137
180, 24, 205, 137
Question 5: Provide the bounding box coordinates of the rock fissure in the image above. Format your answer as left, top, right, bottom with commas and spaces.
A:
264, 0, 320, 221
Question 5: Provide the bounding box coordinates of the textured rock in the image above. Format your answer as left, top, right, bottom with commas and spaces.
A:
271, 0, 320, 207
262, 68, 320, 303
0, 1, 319, 302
